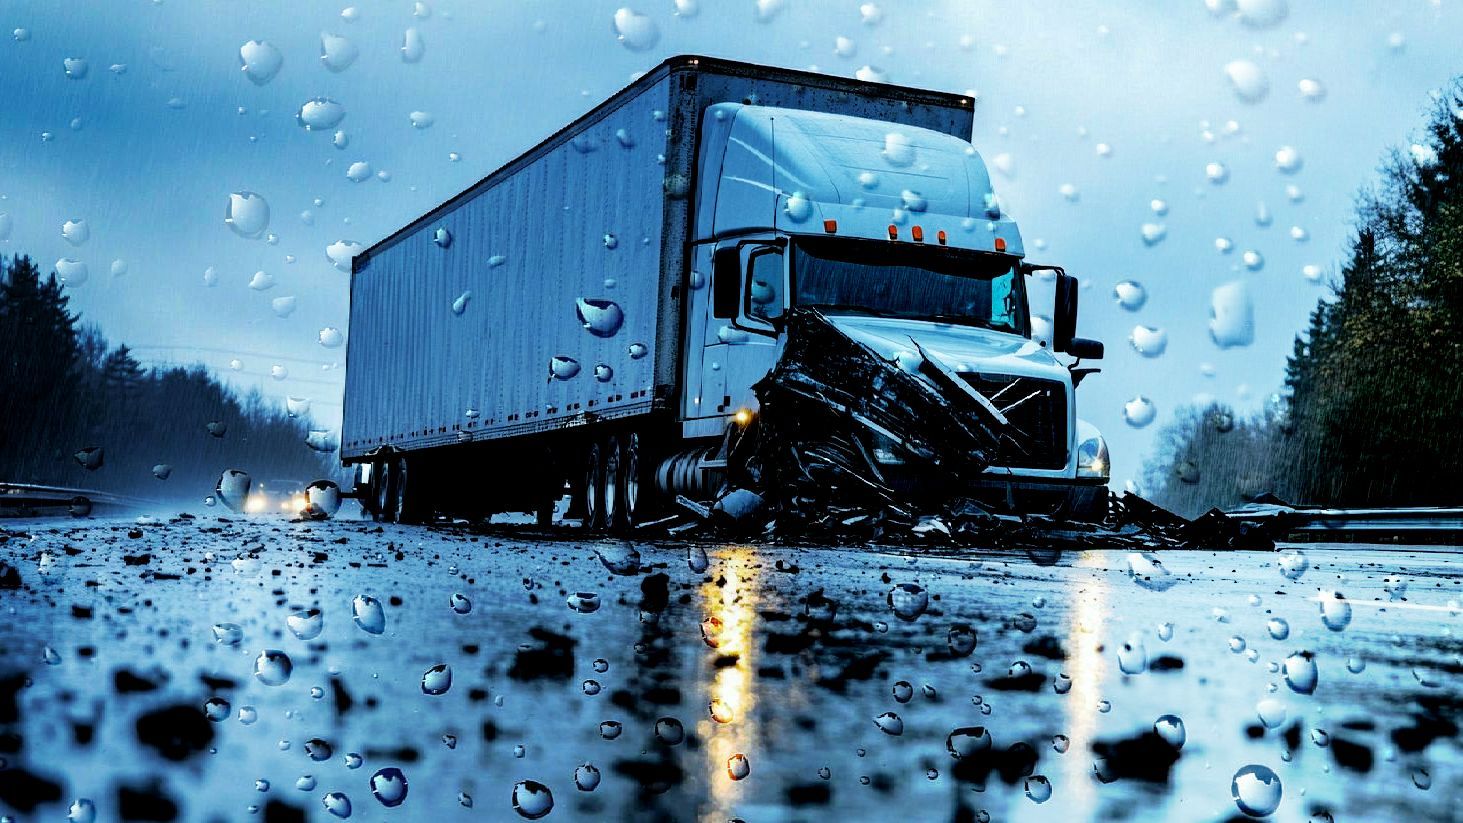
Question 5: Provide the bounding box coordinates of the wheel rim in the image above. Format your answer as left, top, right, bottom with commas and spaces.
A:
603, 437, 621, 528
623, 434, 640, 523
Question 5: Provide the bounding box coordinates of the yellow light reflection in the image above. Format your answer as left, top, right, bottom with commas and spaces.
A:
698, 548, 759, 822
1060, 551, 1109, 813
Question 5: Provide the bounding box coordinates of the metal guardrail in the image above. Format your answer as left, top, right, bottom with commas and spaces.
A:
1225, 501, 1463, 542
0, 483, 152, 518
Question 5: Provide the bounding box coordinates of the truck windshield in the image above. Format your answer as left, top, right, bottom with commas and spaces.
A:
792, 237, 1026, 335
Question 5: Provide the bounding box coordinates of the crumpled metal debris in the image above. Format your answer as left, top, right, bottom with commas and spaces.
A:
658, 308, 1275, 550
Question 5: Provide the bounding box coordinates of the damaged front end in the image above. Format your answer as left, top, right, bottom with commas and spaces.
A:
673, 307, 1273, 550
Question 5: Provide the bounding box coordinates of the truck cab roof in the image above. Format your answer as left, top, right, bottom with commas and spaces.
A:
696, 103, 1024, 255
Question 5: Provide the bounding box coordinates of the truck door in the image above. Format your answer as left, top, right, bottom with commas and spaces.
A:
699, 238, 786, 420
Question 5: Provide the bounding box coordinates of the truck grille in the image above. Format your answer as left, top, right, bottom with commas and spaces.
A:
960, 373, 1068, 470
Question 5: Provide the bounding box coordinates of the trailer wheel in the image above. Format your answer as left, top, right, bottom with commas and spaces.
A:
615, 432, 644, 530
583, 441, 607, 530
394, 457, 428, 524
602, 434, 624, 532
371, 459, 396, 523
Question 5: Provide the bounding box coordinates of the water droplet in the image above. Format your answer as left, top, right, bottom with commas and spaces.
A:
597, 719, 623, 740
1117, 634, 1147, 674
654, 716, 685, 745
433, 227, 453, 248
60, 218, 89, 246
1129, 325, 1168, 357
1277, 550, 1309, 580
1231, 764, 1282, 817
320, 791, 351, 818
784, 192, 813, 222
1319, 591, 1351, 631
709, 698, 734, 723
726, 753, 751, 780
369, 767, 408, 807
225, 192, 270, 239
947, 624, 978, 656
882, 132, 915, 167
1052, 734, 1070, 753
448, 593, 472, 614
421, 664, 452, 695
1151, 714, 1186, 749
628, 342, 649, 359
297, 98, 345, 131
216, 469, 252, 510
887, 583, 928, 621
213, 623, 243, 645
451, 291, 471, 316
203, 697, 231, 721
1113, 280, 1146, 311
1140, 223, 1167, 246
946, 726, 992, 758
581, 679, 601, 695
1127, 551, 1176, 591
287, 608, 324, 640
612, 8, 659, 51
350, 595, 385, 634
271, 296, 297, 318
567, 592, 601, 613
576, 298, 625, 337
574, 763, 601, 791
892, 680, 914, 703
1274, 145, 1303, 174
1157, 622, 1174, 641
319, 327, 345, 348
1123, 396, 1157, 428
548, 356, 581, 381
1209, 281, 1255, 348
1024, 775, 1052, 803
319, 32, 358, 72
63, 57, 89, 79
687, 546, 709, 573
1206, 161, 1230, 184
1256, 698, 1287, 728
346, 161, 373, 182
254, 650, 293, 686
1224, 60, 1269, 103
1267, 617, 1290, 640
1283, 651, 1317, 694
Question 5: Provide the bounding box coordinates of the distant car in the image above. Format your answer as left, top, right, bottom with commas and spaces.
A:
247, 478, 309, 516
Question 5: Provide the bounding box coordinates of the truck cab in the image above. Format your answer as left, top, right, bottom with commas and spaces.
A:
680, 104, 1109, 518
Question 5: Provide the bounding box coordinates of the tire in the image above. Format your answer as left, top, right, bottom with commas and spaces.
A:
603, 434, 624, 532
394, 456, 427, 524
371, 460, 396, 523
615, 432, 644, 531
583, 441, 606, 530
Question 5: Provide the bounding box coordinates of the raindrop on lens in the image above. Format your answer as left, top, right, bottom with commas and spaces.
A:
449, 593, 472, 614
892, 681, 914, 703
887, 583, 928, 621
946, 726, 992, 758
287, 608, 323, 640
305, 738, 333, 761
1267, 617, 1289, 640
567, 592, 601, 613
204, 697, 231, 721
421, 663, 452, 695
727, 753, 751, 780
1124, 396, 1157, 428
575, 763, 601, 791
213, 623, 243, 645
254, 650, 293, 686
1129, 326, 1168, 358
654, 717, 685, 745
599, 721, 622, 740
352, 595, 385, 634
225, 192, 270, 239
1154, 715, 1186, 748
321, 792, 351, 818
1113, 280, 1146, 311
369, 767, 408, 807
1231, 764, 1282, 817
1319, 592, 1351, 631
1025, 775, 1052, 803
575, 298, 625, 338
1283, 651, 1318, 694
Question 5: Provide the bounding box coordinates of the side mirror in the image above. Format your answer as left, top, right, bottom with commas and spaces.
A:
713, 246, 741, 319
1067, 337, 1104, 360
1053, 272, 1079, 352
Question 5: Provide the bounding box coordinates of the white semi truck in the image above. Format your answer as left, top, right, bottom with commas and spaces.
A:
341, 56, 1109, 527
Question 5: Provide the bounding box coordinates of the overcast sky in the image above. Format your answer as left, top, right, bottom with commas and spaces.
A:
2, 0, 1458, 488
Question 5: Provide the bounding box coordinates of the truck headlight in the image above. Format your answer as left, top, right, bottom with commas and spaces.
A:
1076, 434, 1109, 479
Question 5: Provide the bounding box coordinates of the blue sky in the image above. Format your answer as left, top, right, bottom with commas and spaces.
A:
2, 0, 1459, 488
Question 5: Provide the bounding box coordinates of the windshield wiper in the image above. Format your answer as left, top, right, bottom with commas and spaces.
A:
805, 303, 901, 318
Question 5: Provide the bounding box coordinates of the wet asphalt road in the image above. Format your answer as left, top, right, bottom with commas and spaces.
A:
0, 513, 1459, 823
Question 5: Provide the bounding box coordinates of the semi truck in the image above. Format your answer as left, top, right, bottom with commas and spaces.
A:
340, 55, 1109, 527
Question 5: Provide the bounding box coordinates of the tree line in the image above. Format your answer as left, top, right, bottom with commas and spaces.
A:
0, 254, 330, 501
1145, 80, 1463, 515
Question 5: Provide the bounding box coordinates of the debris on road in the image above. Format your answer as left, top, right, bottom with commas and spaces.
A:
653, 309, 1275, 551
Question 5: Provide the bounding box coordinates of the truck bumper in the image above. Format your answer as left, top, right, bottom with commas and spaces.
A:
883, 467, 1110, 521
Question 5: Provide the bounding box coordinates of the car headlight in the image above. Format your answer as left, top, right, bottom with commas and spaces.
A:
1076, 435, 1109, 479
